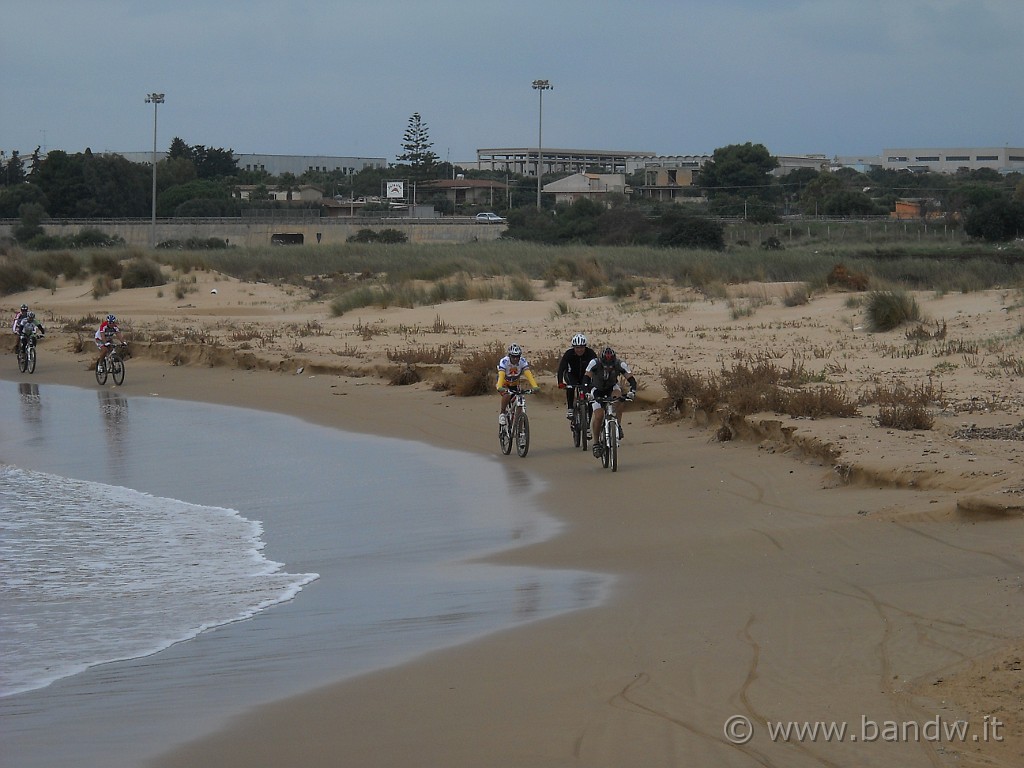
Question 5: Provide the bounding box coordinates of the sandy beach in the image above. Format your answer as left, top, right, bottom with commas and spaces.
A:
3, 269, 1023, 767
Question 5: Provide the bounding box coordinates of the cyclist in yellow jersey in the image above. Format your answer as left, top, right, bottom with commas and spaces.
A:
496, 343, 539, 425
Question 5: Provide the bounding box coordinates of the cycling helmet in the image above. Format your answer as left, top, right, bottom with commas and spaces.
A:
507, 343, 522, 357
20, 304, 28, 312
571, 333, 587, 347
106, 314, 117, 323
27, 312, 35, 320
600, 346, 617, 366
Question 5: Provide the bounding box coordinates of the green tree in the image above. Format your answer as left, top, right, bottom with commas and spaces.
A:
396, 112, 439, 181
14, 202, 48, 243
193, 145, 237, 179
799, 173, 844, 215
698, 142, 779, 201
821, 190, 882, 216
964, 198, 1024, 242
656, 212, 725, 250
168, 137, 193, 161
31, 149, 150, 217
0, 182, 47, 218
159, 156, 199, 188
276, 172, 300, 201
1, 150, 26, 186
157, 179, 231, 217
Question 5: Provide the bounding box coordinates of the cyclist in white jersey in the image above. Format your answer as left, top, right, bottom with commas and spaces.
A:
496, 343, 539, 425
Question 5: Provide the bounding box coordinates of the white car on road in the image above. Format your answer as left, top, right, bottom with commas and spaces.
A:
475, 212, 506, 223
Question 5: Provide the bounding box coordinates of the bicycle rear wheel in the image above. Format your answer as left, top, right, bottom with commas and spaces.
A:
26, 345, 36, 374
515, 411, 530, 457
95, 358, 108, 385
111, 357, 125, 385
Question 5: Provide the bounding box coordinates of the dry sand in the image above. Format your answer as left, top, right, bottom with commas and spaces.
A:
4, 269, 1023, 767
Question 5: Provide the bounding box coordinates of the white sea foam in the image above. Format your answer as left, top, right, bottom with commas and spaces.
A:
0, 465, 318, 697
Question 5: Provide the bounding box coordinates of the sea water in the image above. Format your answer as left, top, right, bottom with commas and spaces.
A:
0, 381, 608, 767
0, 465, 317, 698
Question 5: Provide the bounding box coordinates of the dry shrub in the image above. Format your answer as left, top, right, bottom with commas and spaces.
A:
389, 364, 421, 386
782, 284, 810, 307
865, 290, 921, 332
387, 344, 457, 364
92, 274, 116, 299
785, 386, 859, 418
907, 320, 946, 341
576, 259, 608, 296
826, 263, 869, 291
877, 403, 934, 430
859, 380, 942, 407
662, 363, 857, 419
527, 347, 562, 373
661, 368, 711, 412
453, 341, 504, 397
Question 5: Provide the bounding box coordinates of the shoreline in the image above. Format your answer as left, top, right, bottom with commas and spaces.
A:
4, 352, 1020, 767
4, 275, 1023, 766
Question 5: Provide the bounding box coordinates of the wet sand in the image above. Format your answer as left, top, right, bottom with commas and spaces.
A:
4, 272, 1023, 766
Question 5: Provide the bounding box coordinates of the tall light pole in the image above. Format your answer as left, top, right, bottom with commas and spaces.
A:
145, 92, 164, 248
532, 79, 552, 210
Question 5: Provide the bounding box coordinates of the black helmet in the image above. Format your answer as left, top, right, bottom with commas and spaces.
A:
600, 346, 616, 366
20, 304, 28, 312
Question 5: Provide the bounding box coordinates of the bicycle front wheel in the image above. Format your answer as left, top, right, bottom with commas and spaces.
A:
609, 422, 618, 472
516, 411, 530, 458
95, 358, 108, 385
26, 346, 36, 374
17, 349, 27, 373
578, 404, 589, 451
111, 357, 125, 385
499, 418, 513, 455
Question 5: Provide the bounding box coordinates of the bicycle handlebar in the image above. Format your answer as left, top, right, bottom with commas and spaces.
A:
593, 394, 630, 404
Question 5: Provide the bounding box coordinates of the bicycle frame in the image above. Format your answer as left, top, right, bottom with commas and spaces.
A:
593, 395, 625, 472
569, 384, 590, 451
95, 344, 127, 386
499, 387, 532, 458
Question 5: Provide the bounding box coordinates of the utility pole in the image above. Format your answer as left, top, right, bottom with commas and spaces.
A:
532, 79, 552, 210
145, 92, 165, 248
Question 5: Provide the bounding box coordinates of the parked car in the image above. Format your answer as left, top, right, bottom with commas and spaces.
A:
475, 212, 506, 223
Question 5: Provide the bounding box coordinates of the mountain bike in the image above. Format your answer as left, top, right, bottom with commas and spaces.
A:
95, 343, 127, 386
568, 384, 590, 451
498, 387, 533, 458
16, 334, 40, 374
591, 394, 629, 472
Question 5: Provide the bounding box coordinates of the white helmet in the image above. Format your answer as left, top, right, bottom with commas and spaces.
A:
571, 333, 587, 347
507, 343, 522, 357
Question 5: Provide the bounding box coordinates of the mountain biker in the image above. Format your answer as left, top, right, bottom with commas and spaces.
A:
496, 343, 539, 426
556, 332, 597, 424
94, 314, 126, 371
583, 346, 637, 444
17, 312, 45, 354
11, 304, 29, 353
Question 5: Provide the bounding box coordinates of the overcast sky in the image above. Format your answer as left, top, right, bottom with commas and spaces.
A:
3, 0, 1021, 165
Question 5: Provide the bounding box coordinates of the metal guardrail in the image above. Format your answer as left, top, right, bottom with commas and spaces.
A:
0, 216, 499, 226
